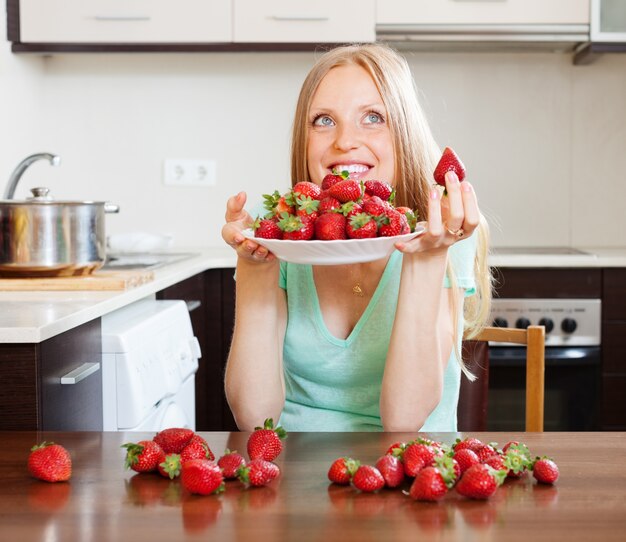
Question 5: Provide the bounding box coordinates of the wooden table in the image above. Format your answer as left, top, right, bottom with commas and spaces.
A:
1, 431, 625, 541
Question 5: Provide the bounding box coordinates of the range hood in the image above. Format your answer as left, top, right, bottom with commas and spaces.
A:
376, 23, 590, 53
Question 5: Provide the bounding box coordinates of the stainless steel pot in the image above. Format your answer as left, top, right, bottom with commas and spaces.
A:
0, 187, 120, 277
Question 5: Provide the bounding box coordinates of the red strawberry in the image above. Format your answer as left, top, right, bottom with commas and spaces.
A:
456, 464, 506, 500
278, 214, 315, 240
253, 217, 282, 240
375, 455, 405, 488
503, 442, 532, 478
247, 418, 287, 461
237, 459, 280, 487
352, 465, 385, 493
327, 179, 362, 203
378, 208, 404, 237
294, 194, 320, 221
453, 448, 480, 475
364, 180, 393, 202
123, 440, 165, 473
409, 466, 448, 502
395, 206, 418, 232
403, 443, 435, 477
263, 190, 295, 217
346, 212, 377, 239
483, 454, 507, 472
153, 428, 195, 454
217, 449, 247, 480
293, 181, 322, 200
322, 169, 350, 190
532, 458, 559, 484
314, 212, 347, 240
453, 437, 484, 453
433, 146, 466, 186
181, 459, 225, 495
362, 195, 389, 217
158, 453, 182, 479
476, 444, 498, 463
182, 435, 214, 463
318, 196, 342, 214
501, 440, 519, 454
28, 442, 72, 482
328, 457, 360, 485
385, 441, 406, 456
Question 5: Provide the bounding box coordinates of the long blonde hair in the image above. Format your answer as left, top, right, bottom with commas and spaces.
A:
290, 43, 492, 370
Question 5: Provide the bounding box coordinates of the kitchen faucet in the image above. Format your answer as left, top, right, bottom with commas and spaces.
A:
3, 152, 61, 200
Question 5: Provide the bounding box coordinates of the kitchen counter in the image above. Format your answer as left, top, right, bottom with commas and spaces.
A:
1, 244, 626, 343
0, 431, 624, 542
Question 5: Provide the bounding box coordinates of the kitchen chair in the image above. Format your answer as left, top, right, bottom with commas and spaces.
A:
458, 325, 546, 432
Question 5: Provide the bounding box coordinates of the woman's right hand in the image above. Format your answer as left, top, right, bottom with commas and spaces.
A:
222, 192, 276, 263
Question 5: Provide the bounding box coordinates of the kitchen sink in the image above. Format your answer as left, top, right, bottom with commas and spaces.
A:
101, 252, 197, 271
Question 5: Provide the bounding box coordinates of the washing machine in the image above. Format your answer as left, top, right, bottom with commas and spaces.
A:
101, 298, 201, 431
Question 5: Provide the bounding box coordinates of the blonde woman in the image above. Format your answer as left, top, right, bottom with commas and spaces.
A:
221, 43, 491, 432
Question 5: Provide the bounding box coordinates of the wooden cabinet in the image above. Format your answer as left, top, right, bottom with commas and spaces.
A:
0, 319, 103, 431
377, 0, 590, 25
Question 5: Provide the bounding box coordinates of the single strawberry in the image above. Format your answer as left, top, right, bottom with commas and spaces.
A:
476, 444, 498, 463
158, 453, 182, 479
293, 181, 322, 200
453, 448, 480, 475
483, 454, 507, 473
453, 437, 484, 453
408, 466, 448, 502
28, 442, 72, 483
532, 457, 559, 485
318, 196, 342, 214
456, 464, 506, 500
327, 179, 362, 203
385, 441, 407, 456
314, 212, 347, 240
352, 465, 385, 493
503, 442, 532, 478
375, 455, 405, 488
362, 195, 389, 218
247, 418, 287, 462
237, 459, 280, 487
278, 213, 315, 241
295, 194, 320, 221
253, 217, 282, 240
501, 440, 519, 454
433, 146, 466, 186
321, 169, 350, 190
181, 459, 225, 495
346, 212, 377, 239
403, 443, 435, 477
378, 208, 404, 237
217, 449, 247, 480
364, 180, 394, 202
395, 207, 418, 233
263, 190, 295, 217
181, 435, 214, 464
123, 440, 166, 473
153, 428, 195, 455
328, 457, 360, 485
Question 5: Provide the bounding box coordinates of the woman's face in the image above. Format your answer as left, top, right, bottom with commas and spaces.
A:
306, 64, 395, 186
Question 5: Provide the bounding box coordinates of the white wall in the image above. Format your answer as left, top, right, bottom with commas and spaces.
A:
2, 8, 625, 249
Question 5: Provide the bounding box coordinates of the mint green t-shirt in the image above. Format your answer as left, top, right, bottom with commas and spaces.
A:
277, 234, 478, 432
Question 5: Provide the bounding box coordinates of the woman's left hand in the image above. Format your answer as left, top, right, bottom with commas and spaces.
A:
395, 171, 480, 254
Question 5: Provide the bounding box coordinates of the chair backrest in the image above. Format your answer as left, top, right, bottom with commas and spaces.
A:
459, 325, 546, 432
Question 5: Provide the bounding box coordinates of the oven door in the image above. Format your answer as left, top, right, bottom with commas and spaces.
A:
486, 346, 601, 431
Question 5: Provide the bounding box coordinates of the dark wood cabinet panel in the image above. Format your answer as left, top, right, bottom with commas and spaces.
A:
603, 269, 626, 321
602, 322, 626, 373
602, 375, 626, 430
220, 268, 238, 431
492, 268, 602, 298
0, 344, 39, 429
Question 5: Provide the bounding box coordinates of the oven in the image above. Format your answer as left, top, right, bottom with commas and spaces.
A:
486, 298, 602, 431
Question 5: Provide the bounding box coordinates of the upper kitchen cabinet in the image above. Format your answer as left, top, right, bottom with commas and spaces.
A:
233, 0, 375, 43
376, 0, 591, 54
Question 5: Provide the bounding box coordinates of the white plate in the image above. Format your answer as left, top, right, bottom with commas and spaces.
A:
242, 226, 426, 265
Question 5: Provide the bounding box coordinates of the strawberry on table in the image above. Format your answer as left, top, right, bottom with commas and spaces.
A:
453, 448, 480, 475
181, 459, 225, 495
122, 440, 166, 473
237, 459, 280, 487
385, 441, 406, 456
532, 457, 559, 484
247, 418, 287, 462
182, 435, 214, 463
352, 465, 385, 493
28, 442, 72, 483
217, 450, 247, 480
408, 466, 449, 502
153, 427, 195, 455
456, 464, 506, 500
328, 457, 360, 485
403, 442, 436, 477
453, 437, 484, 453
433, 146, 466, 186
374, 455, 405, 488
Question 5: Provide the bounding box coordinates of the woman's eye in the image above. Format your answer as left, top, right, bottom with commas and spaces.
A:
364, 112, 384, 124
313, 115, 334, 127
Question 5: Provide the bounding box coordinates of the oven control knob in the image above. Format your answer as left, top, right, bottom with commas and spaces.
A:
561, 318, 577, 334
515, 317, 531, 329
493, 317, 508, 328
538, 317, 554, 333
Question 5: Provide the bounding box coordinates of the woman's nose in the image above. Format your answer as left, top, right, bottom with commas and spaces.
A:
333, 123, 361, 152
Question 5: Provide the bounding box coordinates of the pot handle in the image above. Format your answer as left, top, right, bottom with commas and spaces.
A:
104, 203, 120, 214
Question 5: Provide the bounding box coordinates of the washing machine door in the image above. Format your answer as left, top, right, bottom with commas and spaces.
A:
129, 399, 192, 432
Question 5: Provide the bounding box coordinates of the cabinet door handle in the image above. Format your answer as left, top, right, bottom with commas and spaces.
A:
94, 16, 152, 22
60, 362, 100, 385
270, 15, 330, 22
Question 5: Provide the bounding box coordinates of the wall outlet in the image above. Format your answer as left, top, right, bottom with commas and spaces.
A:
163, 159, 216, 186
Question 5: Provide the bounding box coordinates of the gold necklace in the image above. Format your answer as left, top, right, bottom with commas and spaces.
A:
350, 266, 365, 297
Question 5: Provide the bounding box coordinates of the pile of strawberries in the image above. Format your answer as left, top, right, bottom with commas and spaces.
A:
328, 436, 559, 501
122, 419, 286, 496
252, 171, 418, 241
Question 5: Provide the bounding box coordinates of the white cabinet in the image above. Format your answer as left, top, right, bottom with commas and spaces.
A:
591, 0, 626, 41
377, 0, 590, 26
19, 0, 232, 43
233, 0, 375, 43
